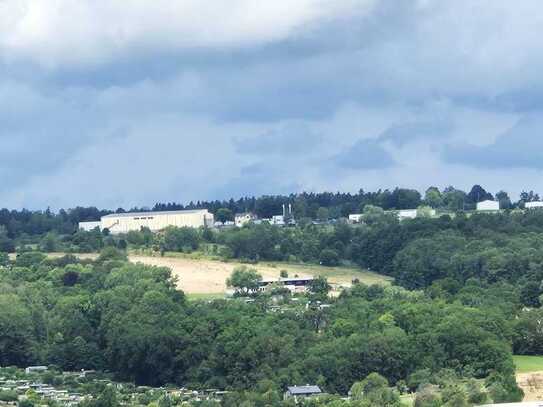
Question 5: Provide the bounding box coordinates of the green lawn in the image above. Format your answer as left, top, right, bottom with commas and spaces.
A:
400, 394, 415, 406
185, 293, 227, 301
513, 355, 543, 373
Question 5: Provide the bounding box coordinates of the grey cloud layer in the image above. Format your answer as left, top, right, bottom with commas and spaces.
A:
234, 123, 323, 155
334, 139, 396, 170
1, 1, 543, 208
443, 116, 543, 169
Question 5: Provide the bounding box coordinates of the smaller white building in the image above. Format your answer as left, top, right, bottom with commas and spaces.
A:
25, 366, 48, 374
284, 386, 322, 402
526, 201, 543, 209
348, 214, 363, 223
271, 215, 285, 226
235, 212, 257, 227
259, 277, 314, 293
398, 209, 418, 220
78, 221, 101, 232
477, 200, 500, 211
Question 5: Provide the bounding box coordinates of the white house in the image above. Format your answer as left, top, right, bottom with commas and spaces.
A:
526, 201, 543, 209
25, 366, 48, 374
284, 386, 322, 402
271, 215, 285, 226
398, 209, 418, 220
477, 200, 500, 211
348, 214, 363, 223
259, 277, 314, 293
235, 212, 257, 227
78, 221, 101, 231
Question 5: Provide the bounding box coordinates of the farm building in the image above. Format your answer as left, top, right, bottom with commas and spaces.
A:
477, 200, 500, 211
348, 213, 363, 223
397, 209, 418, 220
284, 386, 322, 401
526, 201, 543, 209
25, 366, 48, 374
235, 212, 257, 227
78, 221, 101, 231
259, 277, 314, 293
100, 209, 214, 234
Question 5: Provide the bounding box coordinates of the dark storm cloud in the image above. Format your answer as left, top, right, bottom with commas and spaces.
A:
442, 116, 543, 169
2, 1, 543, 208
379, 121, 453, 147
234, 123, 323, 155
211, 163, 301, 200
334, 139, 396, 170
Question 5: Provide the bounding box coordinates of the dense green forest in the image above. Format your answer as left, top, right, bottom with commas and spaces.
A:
0, 184, 538, 245
0, 248, 529, 405
23, 205, 543, 311
4, 185, 543, 404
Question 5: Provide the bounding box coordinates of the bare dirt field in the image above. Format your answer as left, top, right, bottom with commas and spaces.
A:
31, 252, 391, 295
516, 371, 543, 401
128, 255, 391, 294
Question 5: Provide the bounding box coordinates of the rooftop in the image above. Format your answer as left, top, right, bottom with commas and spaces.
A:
287, 385, 322, 395
261, 277, 315, 284
102, 209, 209, 218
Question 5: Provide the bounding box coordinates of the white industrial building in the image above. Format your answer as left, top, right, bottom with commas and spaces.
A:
80, 209, 214, 234
101, 209, 214, 234
476, 200, 500, 211
526, 201, 543, 209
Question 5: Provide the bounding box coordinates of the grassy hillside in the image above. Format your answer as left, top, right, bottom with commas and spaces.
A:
41, 252, 391, 295
514, 355, 543, 373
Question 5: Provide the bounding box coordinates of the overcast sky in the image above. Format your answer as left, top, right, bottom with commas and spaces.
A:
1, 0, 543, 209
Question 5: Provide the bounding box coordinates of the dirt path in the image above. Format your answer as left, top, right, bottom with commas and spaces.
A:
517, 371, 543, 401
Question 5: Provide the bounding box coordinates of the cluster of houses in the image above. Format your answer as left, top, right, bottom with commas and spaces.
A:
217, 198, 543, 229
1, 366, 325, 406
0, 370, 88, 406
80, 199, 543, 234
347, 199, 543, 225
1, 366, 235, 406
258, 277, 316, 294
348, 208, 437, 223
153, 387, 230, 404
215, 212, 293, 228
215, 205, 296, 228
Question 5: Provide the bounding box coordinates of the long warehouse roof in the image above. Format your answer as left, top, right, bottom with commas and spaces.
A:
102, 209, 209, 218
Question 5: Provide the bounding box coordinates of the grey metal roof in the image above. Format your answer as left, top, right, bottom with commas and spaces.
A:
261, 277, 315, 284
287, 386, 322, 395
102, 209, 208, 218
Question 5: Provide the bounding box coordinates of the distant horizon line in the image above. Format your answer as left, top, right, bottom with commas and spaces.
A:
3, 185, 541, 213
